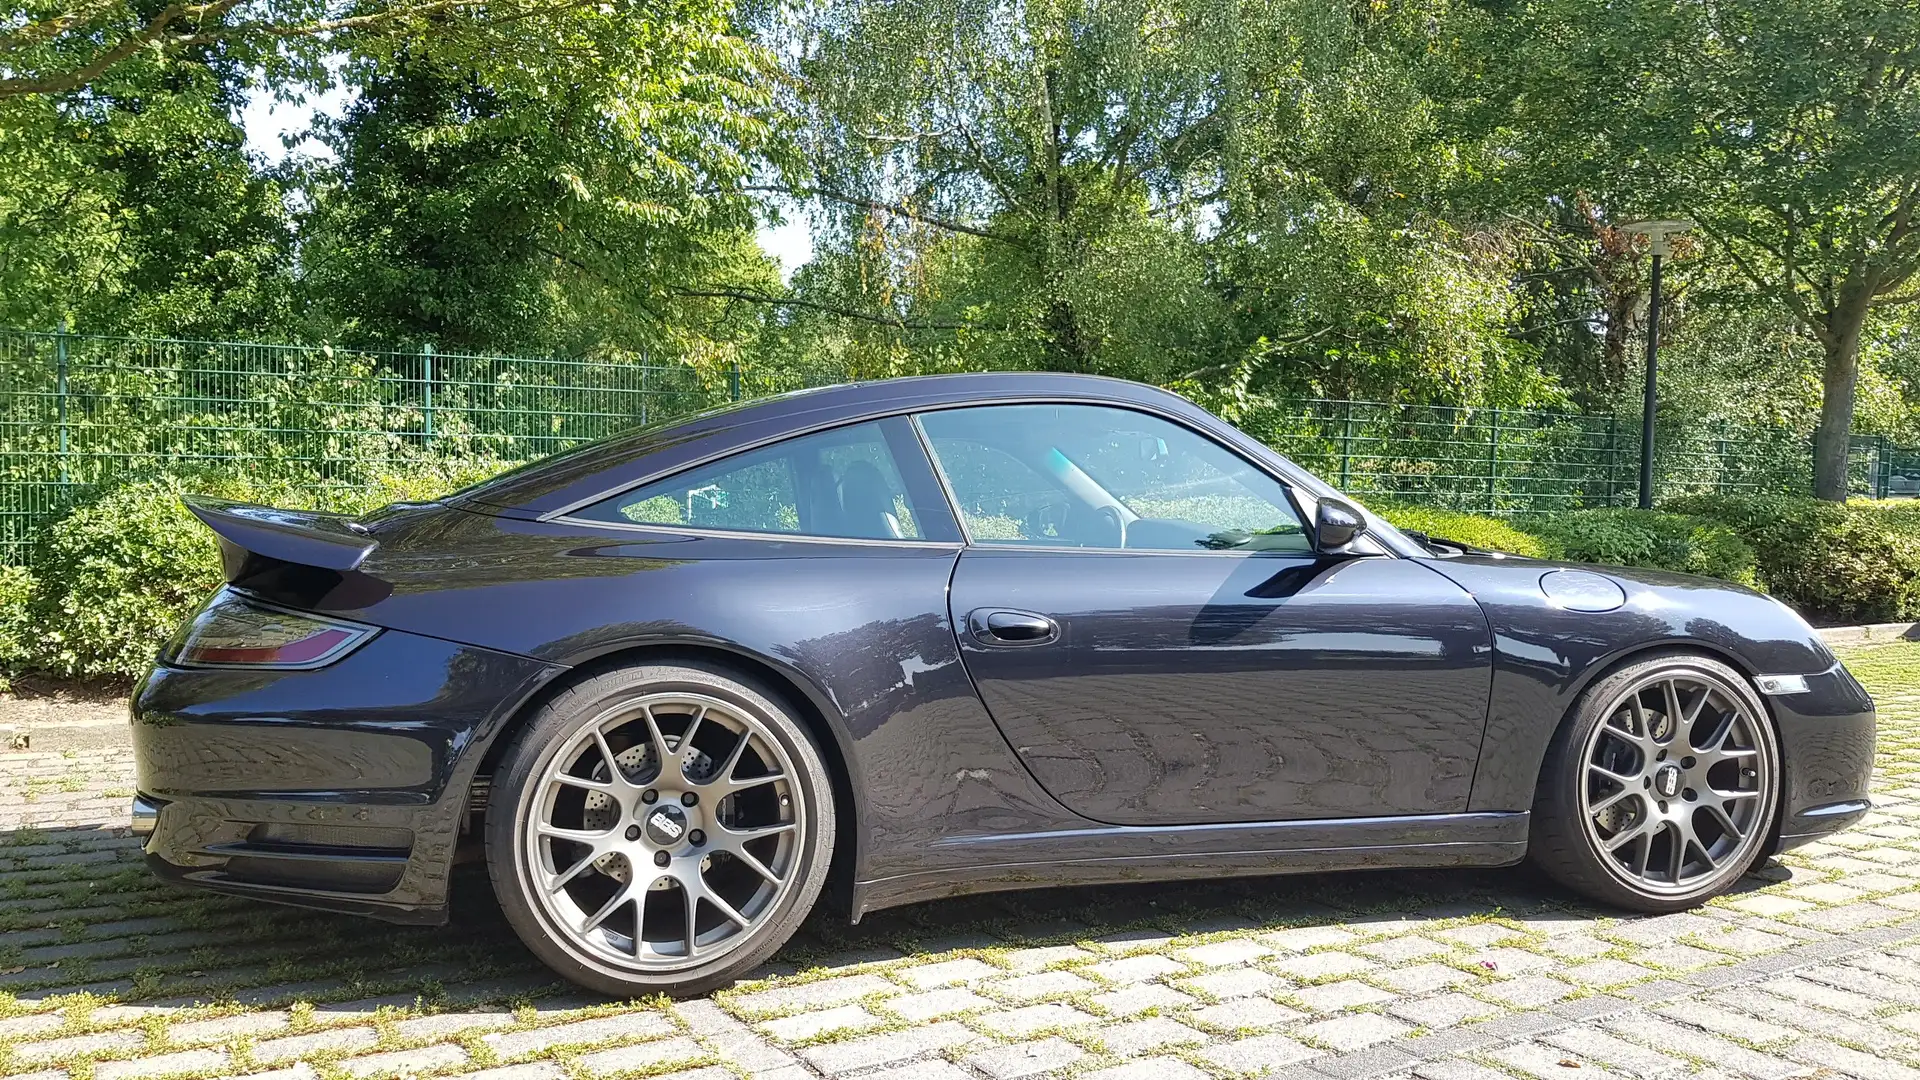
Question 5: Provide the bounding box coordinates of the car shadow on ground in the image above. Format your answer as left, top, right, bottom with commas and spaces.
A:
0, 816, 1800, 1007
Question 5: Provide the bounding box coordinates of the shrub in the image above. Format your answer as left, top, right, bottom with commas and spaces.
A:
1664, 494, 1920, 624
13, 462, 518, 681
0, 565, 34, 690
1518, 508, 1761, 588
1371, 505, 1550, 558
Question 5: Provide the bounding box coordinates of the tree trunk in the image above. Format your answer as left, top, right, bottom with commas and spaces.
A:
1811, 282, 1873, 501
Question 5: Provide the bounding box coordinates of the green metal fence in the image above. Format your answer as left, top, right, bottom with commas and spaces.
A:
0, 327, 1904, 563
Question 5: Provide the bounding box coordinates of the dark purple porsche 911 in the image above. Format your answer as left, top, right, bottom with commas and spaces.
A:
130, 373, 1875, 996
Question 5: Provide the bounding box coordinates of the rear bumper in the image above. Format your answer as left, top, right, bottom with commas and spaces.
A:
131, 626, 563, 923
1769, 663, 1877, 852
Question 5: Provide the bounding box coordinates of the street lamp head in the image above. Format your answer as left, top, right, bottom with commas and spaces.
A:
1620, 218, 1695, 258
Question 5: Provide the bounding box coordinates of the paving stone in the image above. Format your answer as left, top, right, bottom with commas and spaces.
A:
1541, 1025, 1692, 1078
1190, 996, 1304, 1032
95, 1049, 231, 1080
672, 998, 796, 1073
997, 944, 1094, 972
988, 969, 1097, 1002
252, 1027, 381, 1065
1720, 989, 1913, 1052
965, 1037, 1085, 1080
1272, 952, 1380, 981
1295, 979, 1397, 1013
1264, 927, 1360, 951
392, 1012, 517, 1041
1082, 1058, 1211, 1080
482, 1014, 677, 1058
12, 1030, 147, 1062
971, 1003, 1096, 1037
1651, 1001, 1796, 1047
1357, 937, 1454, 962
0, 1012, 66, 1040
1561, 959, 1658, 988
1197, 1032, 1324, 1073
1801, 965, 1920, 1006
1434, 924, 1523, 948
730, 974, 897, 1016
1723, 895, 1816, 918
1636, 944, 1729, 971
798, 1020, 980, 1075
1466, 948, 1557, 977
1298, 1013, 1413, 1051
1539, 935, 1616, 960
756, 1004, 881, 1043
341, 1044, 471, 1078
1602, 1012, 1813, 1080
1186, 966, 1285, 1000
1388, 991, 1503, 1029
883, 987, 994, 1022
167, 1011, 293, 1046
1413, 1060, 1521, 1080
1180, 939, 1275, 967
1491, 1042, 1633, 1080
1476, 975, 1575, 1007
898, 958, 1000, 989
1759, 973, 1887, 1014
1095, 1016, 1208, 1055
1377, 963, 1476, 994
1087, 953, 1187, 985
1089, 983, 1194, 1017
1784, 1038, 1920, 1080
217, 1066, 320, 1080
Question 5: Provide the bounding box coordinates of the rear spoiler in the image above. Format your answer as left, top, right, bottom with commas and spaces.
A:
184, 495, 378, 582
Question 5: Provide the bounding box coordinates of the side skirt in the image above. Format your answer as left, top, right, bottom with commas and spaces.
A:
850, 811, 1529, 919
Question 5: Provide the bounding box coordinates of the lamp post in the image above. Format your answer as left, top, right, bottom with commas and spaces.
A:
1621, 219, 1693, 509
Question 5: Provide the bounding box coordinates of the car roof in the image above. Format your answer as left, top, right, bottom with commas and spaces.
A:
449, 372, 1210, 518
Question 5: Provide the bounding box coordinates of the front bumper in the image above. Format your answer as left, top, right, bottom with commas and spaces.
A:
132, 626, 563, 923
1768, 663, 1877, 851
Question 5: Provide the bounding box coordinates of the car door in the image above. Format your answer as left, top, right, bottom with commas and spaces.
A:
920, 403, 1494, 826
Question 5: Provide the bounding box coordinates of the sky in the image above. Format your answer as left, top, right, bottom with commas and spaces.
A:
236, 87, 817, 278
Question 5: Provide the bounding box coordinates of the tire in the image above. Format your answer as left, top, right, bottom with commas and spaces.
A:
1529, 652, 1781, 913
486, 660, 836, 997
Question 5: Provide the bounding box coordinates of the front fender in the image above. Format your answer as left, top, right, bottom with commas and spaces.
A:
1418, 556, 1847, 814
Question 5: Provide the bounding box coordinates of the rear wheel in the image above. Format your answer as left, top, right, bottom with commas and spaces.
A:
1530, 653, 1780, 912
486, 661, 835, 996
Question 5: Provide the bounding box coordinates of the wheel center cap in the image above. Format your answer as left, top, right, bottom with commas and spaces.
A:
1653, 764, 1682, 799
644, 804, 689, 847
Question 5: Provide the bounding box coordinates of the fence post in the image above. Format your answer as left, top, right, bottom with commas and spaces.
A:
640, 347, 650, 427
1339, 400, 1353, 490
55, 321, 71, 485
1605, 415, 1618, 507
728, 362, 742, 402
1486, 407, 1500, 514
421, 342, 435, 446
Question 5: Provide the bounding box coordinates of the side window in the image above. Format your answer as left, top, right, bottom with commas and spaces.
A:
575, 422, 924, 540
918, 404, 1309, 553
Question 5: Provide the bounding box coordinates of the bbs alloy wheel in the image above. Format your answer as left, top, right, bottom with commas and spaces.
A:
1531, 653, 1780, 912
487, 662, 834, 996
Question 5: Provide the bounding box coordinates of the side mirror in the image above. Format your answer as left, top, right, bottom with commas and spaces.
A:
1314, 497, 1368, 552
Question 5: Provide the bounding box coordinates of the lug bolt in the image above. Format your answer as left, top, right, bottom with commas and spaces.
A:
682, 791, 698, 807
641, 789, 658, 804
1682, 756, 1696, 768
625, 825, 642, 841
1683, 789, 1697, 801
688, 829, 705, 846
653, 850, 670, 867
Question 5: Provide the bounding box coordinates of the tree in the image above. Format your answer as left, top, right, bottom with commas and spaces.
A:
1470, 0, 1920, 499
296, 0, 787, 358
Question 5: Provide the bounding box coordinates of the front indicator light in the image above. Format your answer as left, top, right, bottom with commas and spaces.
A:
168, 590, 378, 670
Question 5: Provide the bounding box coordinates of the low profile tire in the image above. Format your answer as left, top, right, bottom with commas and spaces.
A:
486, 661, 835, 997
1530, 652, 1781, 913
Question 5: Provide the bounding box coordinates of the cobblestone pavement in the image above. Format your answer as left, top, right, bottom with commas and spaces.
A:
3, 642, 1918, 1080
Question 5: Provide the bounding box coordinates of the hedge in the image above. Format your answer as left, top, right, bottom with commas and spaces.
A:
1372, 505, 1551, 559
3, 463, 510, 682
1518, 509, 1761, 588
1663, 495, 1920, 625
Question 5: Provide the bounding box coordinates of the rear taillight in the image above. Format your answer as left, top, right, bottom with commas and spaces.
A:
167, 590, 377, 670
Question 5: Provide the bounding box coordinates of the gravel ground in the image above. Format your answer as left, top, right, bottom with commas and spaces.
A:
1, 642, 1918, 1080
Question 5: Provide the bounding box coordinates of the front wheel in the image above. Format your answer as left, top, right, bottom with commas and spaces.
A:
486, 661, 835, 997
1530, 653, 1780, 913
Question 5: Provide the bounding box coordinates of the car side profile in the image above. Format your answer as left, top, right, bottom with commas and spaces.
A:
131, 373, 1876, 996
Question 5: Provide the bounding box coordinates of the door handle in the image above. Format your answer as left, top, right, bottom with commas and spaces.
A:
967, 608, 1060, 647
